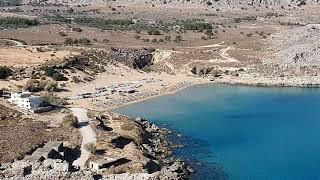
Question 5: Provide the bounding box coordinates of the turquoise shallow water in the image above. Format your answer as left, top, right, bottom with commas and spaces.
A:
116, 84, 320, 180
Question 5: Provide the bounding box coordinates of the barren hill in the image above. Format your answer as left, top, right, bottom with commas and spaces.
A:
27, 0, 318, 7
43, 0, 319, 7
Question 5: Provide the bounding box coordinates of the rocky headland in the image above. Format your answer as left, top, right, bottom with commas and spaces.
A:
0, 115, 192, 180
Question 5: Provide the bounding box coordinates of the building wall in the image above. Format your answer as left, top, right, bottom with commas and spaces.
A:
9, 93, 43, 110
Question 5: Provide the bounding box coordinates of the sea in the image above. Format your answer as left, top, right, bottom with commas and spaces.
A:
116, 84, 320, 180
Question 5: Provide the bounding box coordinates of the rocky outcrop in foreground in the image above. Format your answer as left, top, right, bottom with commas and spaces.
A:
0, 117, 192, 180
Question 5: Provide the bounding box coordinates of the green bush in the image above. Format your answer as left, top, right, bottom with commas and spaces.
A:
64, 38, 91, 45
73, 17, 133, 30
72, 76, 81, 83
41, 66, 67, 81
43, 81, 58, 92
205, 29, 213, 36
0, 17, 39, 29
179, 20, 212, 31
42, 93, 68, 106
64, 38, 74, 45
147, 28, 161, 35
0, 66, 12, 79
58, 31, 68, 36
24, 79, 58, 92
85, 143, 96, 153
78, 38, 91, 45
134, 35, 141, 39
164, 35, 171, 42
62, 113, 78, 128
174, 35, 182, 42
24, 79, 42, 92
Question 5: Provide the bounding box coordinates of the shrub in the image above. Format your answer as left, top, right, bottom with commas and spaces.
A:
25, 79, 58, 92
42, 93, 68, 106
43, 81, 58, 92
62, 113, 78, 128
0, 66, 12, 79
73, 17, 133, 30
85, 143, 96, 153
42, 66, 56, 77
174, 35, 182, 42
41, 66, 67, 81
64, 38, 91, 45
134, 35, 141, 39
102, 39, 109, 43
180, 19, 212, 31
58, 31, 68, 36
78, 38, 91, 45
72, 76, 81, 83
24, 79, 41, 92
147, 28, 161, 35
64, 38, 74, 45
52, 72, 67, 81
191, 67, 197, 74
135, 29, 141, 33
71, 27, 83, 32
0, 17, 39, 29
164, 35, 171, 42
205, 29, 213, 36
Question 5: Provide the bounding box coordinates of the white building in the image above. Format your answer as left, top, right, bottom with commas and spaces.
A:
9, 92, 44, 110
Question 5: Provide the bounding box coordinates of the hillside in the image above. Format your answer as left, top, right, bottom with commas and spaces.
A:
25, 0, 315, 7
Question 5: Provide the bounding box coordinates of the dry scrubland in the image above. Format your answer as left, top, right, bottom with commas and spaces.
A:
2, 0, 320, 179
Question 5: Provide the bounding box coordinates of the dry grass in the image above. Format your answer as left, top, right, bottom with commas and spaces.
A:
0, 116, 81, 163
0, 47, 78, 66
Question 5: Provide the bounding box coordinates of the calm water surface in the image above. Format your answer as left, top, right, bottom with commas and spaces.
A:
116, 84, 320, 180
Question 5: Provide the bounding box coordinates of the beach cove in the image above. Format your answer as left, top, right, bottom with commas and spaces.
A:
117, 84, 320, 180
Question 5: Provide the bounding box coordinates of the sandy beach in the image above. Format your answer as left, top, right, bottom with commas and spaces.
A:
58, 67, 320, 113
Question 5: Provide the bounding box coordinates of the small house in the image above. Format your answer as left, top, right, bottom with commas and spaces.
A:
9, 92, 44, 110
89, 156, 127, 171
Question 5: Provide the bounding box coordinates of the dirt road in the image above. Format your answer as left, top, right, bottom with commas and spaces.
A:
71, 107, 96, 169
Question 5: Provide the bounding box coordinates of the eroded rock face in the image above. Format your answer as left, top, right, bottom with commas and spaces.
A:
109, 48, 155, 69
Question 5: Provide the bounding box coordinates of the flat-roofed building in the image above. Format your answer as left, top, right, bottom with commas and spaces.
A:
9, 92, 44, 110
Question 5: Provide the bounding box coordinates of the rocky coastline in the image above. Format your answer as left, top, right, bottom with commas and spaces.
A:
0, 115, 193, 180
214, 75, 320, 88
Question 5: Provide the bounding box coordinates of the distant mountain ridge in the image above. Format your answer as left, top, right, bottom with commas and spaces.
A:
102, 0, 320, 6
26, 0, 320, 8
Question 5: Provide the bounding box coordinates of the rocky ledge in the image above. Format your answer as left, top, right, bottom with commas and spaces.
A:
0, 116, 193, 180
135, 117, 193, 179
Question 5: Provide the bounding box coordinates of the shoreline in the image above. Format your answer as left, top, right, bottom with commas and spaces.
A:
104, 75, 320, 112
106, 80, 205, 111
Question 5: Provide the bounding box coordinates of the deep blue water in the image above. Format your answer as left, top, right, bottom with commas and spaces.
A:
116, 84, 320, 180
